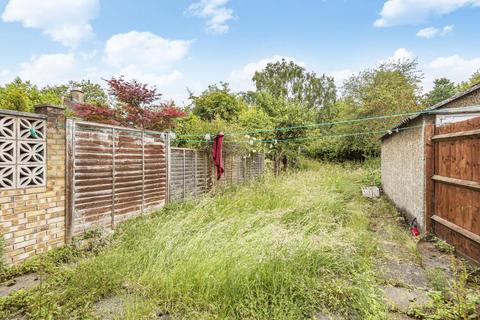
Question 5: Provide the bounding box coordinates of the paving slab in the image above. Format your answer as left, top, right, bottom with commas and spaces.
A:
418, 242, 453, 277
380, 260, 429, 289
382, 286, 429, 313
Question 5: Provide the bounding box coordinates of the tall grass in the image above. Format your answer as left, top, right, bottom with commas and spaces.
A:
4, 162, 388, 319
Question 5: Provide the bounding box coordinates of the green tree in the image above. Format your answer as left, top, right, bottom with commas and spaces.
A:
0, 78, 108, 113
244, 90, 316, 170
191, 82, 245, 121
0, 78, 58, 112
43, 80, 108, 106
424, 78, 456, 107
309, 60, 423, 160
252, 59, 336, 121
457, 70, 480, 92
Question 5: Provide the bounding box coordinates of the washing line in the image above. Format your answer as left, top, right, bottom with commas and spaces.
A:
176, 111, 423, 138
174, 124, 423, 144
175, 104, 480, 138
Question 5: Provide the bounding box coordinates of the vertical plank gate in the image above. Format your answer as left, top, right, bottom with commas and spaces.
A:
427, 115, 480, 262
66, 120, 167, 240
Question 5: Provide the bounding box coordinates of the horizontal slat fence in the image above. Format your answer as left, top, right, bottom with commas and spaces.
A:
169, 148, 211, 202
215, 152, 265, 186
66, 120, 167, 239
169, 148, 265, 202
67, 120, 265, 239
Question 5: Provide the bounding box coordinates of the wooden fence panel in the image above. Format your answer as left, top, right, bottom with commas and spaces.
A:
71, 123, 114, 235
67, 120, 167, 238
169, 148, 265, 202
113, 129, 143, 223
430, 115, 480, 262
212, 152, 265, 186
169, 148, 211, 202
247, 153, 265, 178
143, 131, 167, 212
68, 124, 265, 237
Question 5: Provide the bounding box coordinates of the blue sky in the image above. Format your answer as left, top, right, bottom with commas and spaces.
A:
0, 0, 479, 106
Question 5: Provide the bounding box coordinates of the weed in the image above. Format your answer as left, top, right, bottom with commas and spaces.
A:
433, 238, 455, 255
424, 234, 455, 254
408, 258, 480, 320
426, 267, 449, 296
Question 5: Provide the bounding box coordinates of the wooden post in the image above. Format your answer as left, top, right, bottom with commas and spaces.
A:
165, 133, 171, 203
183, 149, 186, 201
424, 116, 435, 234
194, 151, 197, 197
141, 131, 145, 214
111, 128, 116, 229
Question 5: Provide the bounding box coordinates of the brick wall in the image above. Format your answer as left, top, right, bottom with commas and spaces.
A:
0, 106, 66, 264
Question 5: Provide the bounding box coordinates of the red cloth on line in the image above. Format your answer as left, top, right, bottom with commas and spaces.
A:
212, 133, 225, 180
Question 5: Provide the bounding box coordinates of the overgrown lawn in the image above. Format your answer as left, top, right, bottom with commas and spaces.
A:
2, 161, 388, 319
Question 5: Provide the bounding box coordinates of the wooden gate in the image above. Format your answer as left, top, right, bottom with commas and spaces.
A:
66, 120, 168, 240
427, 114, 480, 262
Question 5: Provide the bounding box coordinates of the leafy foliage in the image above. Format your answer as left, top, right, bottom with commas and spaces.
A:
0, 78, 61, 112
457, 69, 480, 92
190, 82, 245, 121
307, 60, 424, 161
174, 113, 253, 154
43, 80, 108, 106
424, 78, 457, 107
252, 59, 337, 121
73, 77, 186, 131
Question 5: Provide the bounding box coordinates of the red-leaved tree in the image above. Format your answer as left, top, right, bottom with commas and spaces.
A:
72, 77, 186, 130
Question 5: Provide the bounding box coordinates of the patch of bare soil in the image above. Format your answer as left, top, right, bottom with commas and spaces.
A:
91, 295, 125, 320
0, 273, 40, 297
91, 294, 172, 320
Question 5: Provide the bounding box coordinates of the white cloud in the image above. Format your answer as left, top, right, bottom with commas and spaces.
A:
385, 48, 415, 62
441, 24, 454, 36
422, 55, 480, 91
374, 0, 480, 27
429, 55, 480, 77
186, 0, 234, 34
416, 25, 454, 38
104, 31, 192, 94
1, 0, 99, 48
229, 55, 304, 91
416, 26, 439, 38
105, 31, 191, 71
18, 53, 77, 86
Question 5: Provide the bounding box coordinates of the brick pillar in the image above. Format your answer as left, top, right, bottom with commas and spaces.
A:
33, 105, 66, 255
0, 106, 66, 264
